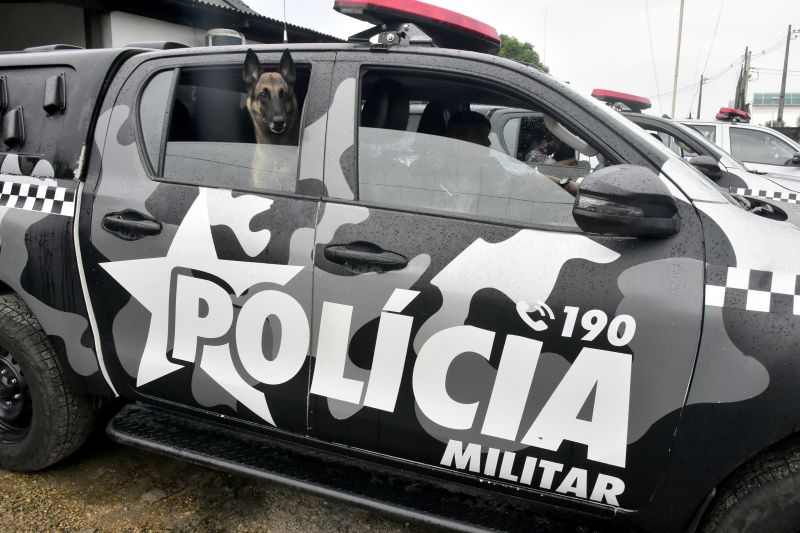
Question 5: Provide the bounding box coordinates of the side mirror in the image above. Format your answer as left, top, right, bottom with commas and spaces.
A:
573, 164, 681, 238
689, 155, 722, 179
792, 152, 800, 165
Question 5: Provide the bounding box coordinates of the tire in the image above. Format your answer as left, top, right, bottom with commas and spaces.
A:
0, 293, 96, 471
700, 438, 800, 533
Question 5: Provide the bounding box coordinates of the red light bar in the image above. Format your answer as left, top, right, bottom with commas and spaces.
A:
715, 107, 750, 122
334, 0, 501, 54
591, 89, 652, 112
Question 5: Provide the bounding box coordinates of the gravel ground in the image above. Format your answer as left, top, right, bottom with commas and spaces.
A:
0, 413, 434, 533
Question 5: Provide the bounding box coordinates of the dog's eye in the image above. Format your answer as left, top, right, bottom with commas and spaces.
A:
259, 90, 269, 99
279, 88, 285, 98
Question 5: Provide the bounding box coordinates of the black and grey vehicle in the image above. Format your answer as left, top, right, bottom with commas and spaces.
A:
2, 1, 800, 532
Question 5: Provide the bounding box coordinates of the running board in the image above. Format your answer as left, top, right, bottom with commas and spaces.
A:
108, 403, 618, 532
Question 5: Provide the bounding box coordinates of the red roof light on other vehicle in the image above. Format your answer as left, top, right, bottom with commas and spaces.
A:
334, 0, 500, 54
715, 107, 750, 122
591, 89, 652, 112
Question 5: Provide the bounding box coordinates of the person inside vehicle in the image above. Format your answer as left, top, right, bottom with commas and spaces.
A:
549, 138, 578, 166
446, 111, 492, 147
523, 132, 581, 196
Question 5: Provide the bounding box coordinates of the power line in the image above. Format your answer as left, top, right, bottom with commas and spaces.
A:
650, 36, 787, 100
701, 0, 726, 76
644, 0, 664, 114
689, 0, 725, 115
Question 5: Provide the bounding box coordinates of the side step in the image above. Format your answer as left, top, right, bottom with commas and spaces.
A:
108, 403, 618, 532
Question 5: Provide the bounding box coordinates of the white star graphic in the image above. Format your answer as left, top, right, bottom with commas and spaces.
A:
100, 188, 303, 425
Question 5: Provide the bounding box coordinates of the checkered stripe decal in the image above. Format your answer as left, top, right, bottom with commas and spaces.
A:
705, 264, 800, 315
0, 179, 75, 217
729, 187, 800, 204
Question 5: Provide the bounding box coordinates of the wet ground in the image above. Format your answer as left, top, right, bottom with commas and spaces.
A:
0, 413, 427, 533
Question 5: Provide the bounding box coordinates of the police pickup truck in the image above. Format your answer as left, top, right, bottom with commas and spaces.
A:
1, 2, 800, 532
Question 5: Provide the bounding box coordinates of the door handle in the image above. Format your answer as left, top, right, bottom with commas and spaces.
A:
324, 242, 408, 272
102, 210, 162, 241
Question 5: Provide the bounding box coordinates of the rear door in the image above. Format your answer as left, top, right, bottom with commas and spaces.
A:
82, 50, 333, 434
307, 51, 706, 511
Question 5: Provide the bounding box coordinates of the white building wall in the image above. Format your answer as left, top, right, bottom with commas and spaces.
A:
107, 12, 206, 48
751, 106, 800, 127
106, 12, 263, 49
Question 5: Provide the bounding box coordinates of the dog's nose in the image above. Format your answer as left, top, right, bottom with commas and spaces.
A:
273, 119, 286, 128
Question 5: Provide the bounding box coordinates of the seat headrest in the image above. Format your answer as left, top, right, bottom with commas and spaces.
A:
417, 101, 447, 137
361, 79, 409, 131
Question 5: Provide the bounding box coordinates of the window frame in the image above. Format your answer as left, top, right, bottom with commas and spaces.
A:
132, 51, 332, 200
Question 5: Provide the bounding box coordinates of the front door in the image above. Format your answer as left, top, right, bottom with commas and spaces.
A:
308, 53, 705, 511
82, 50, 332, 435
728, 126, 800, 177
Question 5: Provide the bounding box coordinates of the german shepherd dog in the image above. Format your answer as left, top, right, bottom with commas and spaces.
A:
243, 49, 299, 146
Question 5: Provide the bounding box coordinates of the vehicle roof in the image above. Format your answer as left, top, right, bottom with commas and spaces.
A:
679, 119, 767, 130
625, 112, 742, 166
0, 47, 143, 68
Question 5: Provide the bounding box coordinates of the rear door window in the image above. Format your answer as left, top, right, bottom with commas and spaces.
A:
139, 61, 312, 193
689, 124, 716, 143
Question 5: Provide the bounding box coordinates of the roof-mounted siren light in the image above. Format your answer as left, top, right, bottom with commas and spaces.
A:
591, 89, 652, 113
205, 28, 245, 47
715, 107, 750, 123
334, 0, 501, 54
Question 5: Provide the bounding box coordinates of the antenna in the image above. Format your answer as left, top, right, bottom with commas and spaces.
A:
282, 0, 288, 43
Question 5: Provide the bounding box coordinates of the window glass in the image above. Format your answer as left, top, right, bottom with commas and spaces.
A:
730, 128, 796, 166
689, 124, 716, 143
502, 117, 520, 157
645, 128, 699, 160
357, 72, 610, 228
141, 59, 310, 193
139, 70, 175, 172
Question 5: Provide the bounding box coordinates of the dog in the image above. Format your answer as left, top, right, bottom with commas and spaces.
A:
243, 49, 299, 146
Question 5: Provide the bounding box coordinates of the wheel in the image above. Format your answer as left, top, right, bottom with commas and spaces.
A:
700, 438, 800, 533
0, 293, 96, 471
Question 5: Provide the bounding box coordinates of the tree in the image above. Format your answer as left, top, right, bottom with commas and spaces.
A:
498, 34, 549, 73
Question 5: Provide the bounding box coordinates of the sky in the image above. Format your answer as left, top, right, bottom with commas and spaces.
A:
248, 0, 800, 122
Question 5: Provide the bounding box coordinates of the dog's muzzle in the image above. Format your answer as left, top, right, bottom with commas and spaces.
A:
269, 120, 287, 134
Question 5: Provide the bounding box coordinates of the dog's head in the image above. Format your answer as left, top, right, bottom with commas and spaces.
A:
243, 49, 297, 136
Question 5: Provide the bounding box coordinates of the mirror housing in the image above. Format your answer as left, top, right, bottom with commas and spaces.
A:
573, 164, 681, 238
792, 152, 800, 165
689, 155, 722, 179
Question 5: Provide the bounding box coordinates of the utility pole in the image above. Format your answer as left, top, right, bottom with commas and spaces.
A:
670, 0, 686, 118
777, 25, 798, 124
743, 48, 751, 112
697, 75, 704, 118
735, 47, 751, 111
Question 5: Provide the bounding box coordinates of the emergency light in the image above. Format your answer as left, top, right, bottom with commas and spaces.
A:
715, 107, 750, 123
591, 89, 652, 113
334, 0, 501, 54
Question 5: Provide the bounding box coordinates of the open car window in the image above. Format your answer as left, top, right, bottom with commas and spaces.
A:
356, 70, 611, 229
138, 61, 311, 193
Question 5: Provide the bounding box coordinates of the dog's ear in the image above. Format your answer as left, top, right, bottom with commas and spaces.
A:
279, 49, 296, 86
243, 49, 261, 92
